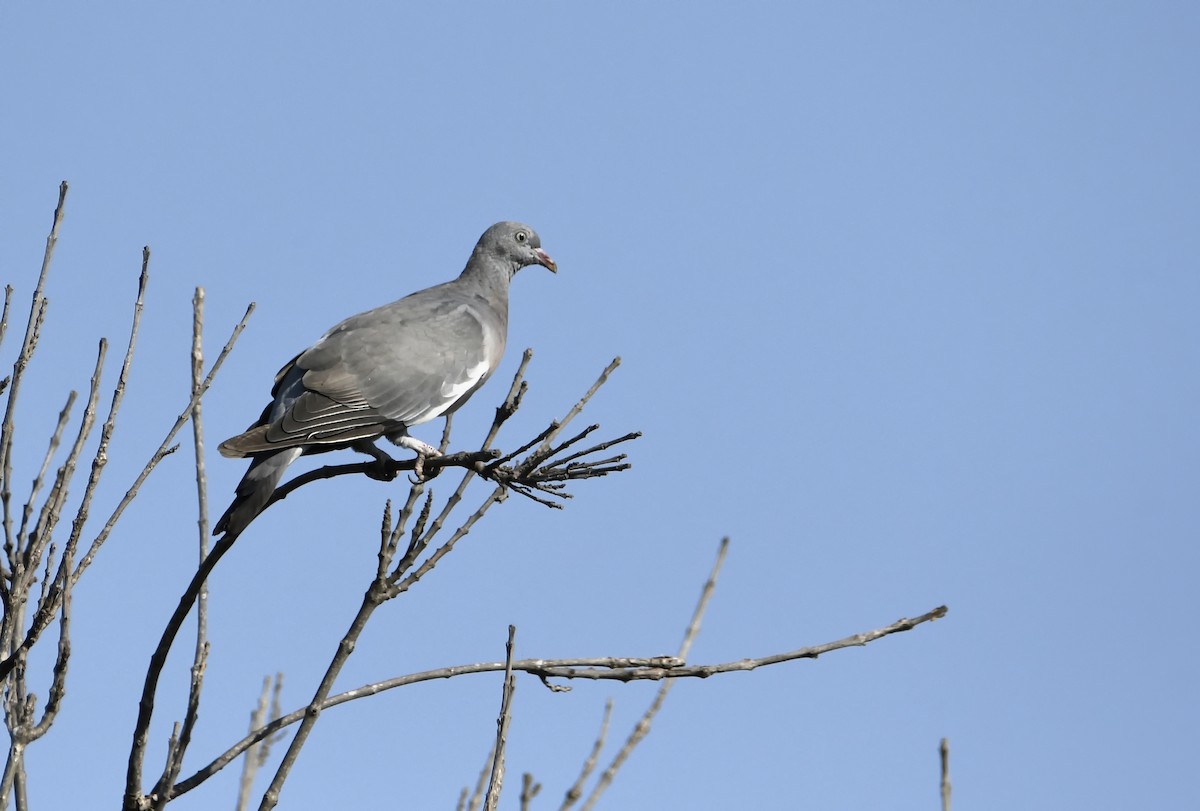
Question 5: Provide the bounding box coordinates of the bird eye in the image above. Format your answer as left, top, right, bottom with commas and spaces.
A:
515, 231, 528, 243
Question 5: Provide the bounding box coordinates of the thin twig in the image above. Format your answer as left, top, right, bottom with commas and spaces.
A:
191, 287, 212, 552
536, 357, 620, 455
151, 288, 215, 805
24, 341, 106, 588
78, 298, 254, 587
17, 390, 75, 548
940, 737, 951, 811
580, 537, 729, 811
387, 486, 505, 596
255, 580, 388, 810
0, 286, 14, 356
486, 349, 535, 449
123, 304, 256, 811
11, 755, 26, 811
559, 700, 612, 811
0, 742, 24, 811
23, 548, 71, 742
0, 182, 67, 561
0, 335, 105, 683
236, 675, 282, 811
0, 182, 68, 811
484, 626, 517, 811
520, 773, 541, 811
467, 742, 496, 811
23, 253, 150, 694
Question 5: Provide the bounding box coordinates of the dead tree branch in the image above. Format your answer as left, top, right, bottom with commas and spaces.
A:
170, 603, 947, 798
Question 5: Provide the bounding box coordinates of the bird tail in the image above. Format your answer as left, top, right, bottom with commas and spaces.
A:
213, 448, 303, 537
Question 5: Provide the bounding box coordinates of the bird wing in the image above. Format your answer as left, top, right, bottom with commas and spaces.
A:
218, 282, 505, 458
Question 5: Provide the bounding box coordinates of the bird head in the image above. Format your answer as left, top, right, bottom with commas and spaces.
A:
478, 221, 557, 274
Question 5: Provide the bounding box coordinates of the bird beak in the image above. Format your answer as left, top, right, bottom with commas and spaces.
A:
535, 248, 557, 273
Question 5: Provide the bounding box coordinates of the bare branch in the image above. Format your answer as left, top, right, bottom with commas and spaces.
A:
484, 626, 517, 811
520, 773, 542, 811
11, 755, 26, 811
255, 579, 388, 810
76, 297, 254, 587
559, 700, 612, 811
466, 742, 496, 811
124, 300, 256, 811
940, 737, 951, 811
190, 287, 213, 547
17, 390, 75, 549
172, 606, 948, 797
150, 287, 217, 806
0, 286, 14, 354
236, 675, 283, 811
125, 531, 236, 810
23, 551, 71, 742
580, 537, 729, 810
0, 310, 106, 684
46, 251, 151, 649
485, 348, 534, 448
1, 183, 67, 559
536, 357, 621, 456
0, 742, 25, 810
263, 449, 498, 511
387, 485, 506, 596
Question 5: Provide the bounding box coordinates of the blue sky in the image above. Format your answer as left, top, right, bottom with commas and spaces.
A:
1, 3, 1197, 809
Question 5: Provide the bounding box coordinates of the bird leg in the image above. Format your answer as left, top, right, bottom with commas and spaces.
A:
384, 430, 443, 482
352, 440, 400, 481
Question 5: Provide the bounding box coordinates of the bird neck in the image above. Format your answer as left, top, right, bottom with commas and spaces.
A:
460, 251, 516, 297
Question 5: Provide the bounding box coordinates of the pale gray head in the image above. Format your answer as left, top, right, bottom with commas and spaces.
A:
474, 221, 557, 275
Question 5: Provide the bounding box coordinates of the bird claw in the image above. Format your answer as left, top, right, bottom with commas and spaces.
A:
393, 435, 442, 483
408, 451, 443, 484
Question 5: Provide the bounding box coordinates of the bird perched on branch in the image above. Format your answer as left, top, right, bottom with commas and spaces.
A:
213, 221, 556, 537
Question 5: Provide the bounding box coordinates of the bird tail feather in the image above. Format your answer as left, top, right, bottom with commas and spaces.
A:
213, 448, 303, 537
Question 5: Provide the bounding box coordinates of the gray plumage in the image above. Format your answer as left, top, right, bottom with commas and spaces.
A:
213, 221, 556, 537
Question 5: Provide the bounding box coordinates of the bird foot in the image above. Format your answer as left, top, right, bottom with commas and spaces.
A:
395, 436, 443, 483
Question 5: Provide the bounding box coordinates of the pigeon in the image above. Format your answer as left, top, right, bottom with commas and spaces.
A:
213, 221, 556, 537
